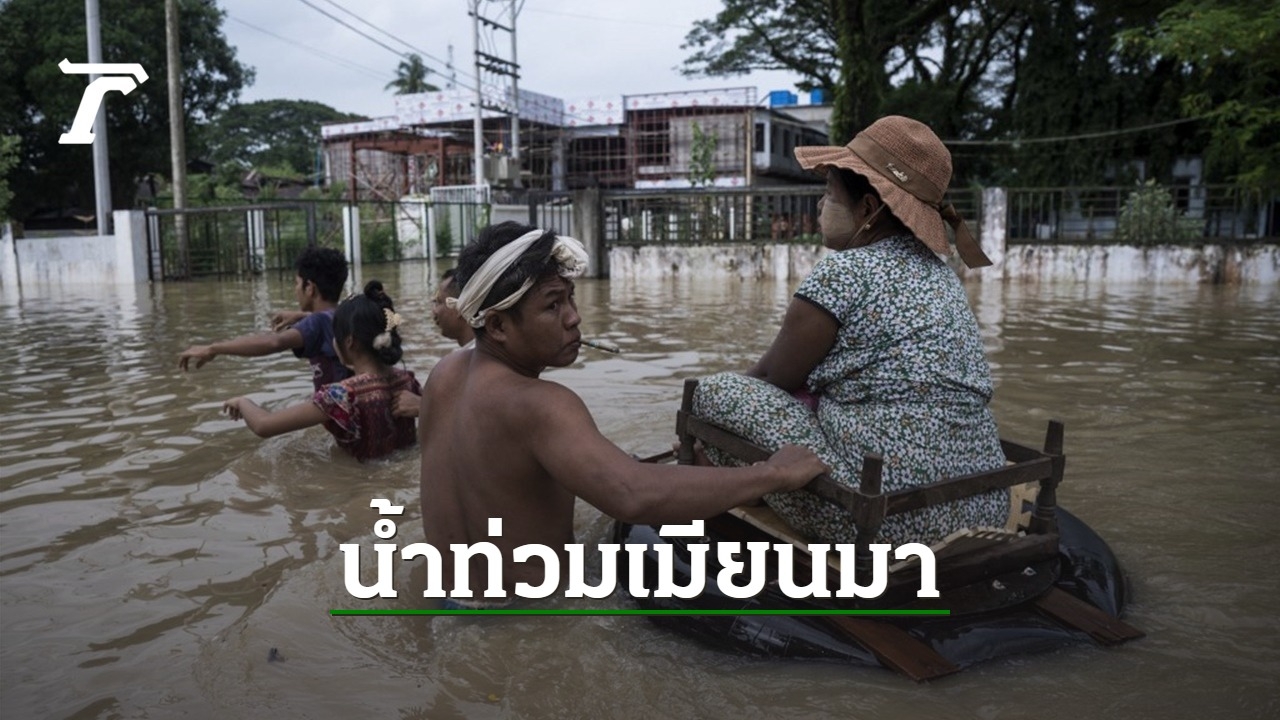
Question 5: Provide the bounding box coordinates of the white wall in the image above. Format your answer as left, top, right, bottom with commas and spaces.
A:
609, 240, 1280, 285
609, 243, 825, 282
2, 210, 149, 291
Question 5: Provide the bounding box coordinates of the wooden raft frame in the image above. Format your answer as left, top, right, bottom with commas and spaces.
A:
671, 378, 1142, 680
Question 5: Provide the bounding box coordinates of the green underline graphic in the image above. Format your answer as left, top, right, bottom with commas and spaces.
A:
329, 608, 951, 617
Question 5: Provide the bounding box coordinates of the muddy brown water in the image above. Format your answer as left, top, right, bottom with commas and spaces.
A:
2, 264, 1278, 719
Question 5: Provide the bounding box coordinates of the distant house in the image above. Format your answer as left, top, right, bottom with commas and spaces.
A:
319, 86, 832, 200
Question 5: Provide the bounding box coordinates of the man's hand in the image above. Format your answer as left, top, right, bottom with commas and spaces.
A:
763, 444, 828, 491
178, 345, 216, 371
270, 310, 309, 332
222, 397, 247, 421
673, 438, 713, 466
392, 390, 421, 418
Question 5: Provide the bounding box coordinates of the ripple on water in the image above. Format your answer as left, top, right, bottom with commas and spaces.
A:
2, 277, 1279, 718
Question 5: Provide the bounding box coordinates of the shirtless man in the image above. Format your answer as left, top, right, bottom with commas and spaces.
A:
418, 222, 827, 601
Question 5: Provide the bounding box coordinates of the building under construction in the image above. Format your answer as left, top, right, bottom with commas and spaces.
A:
320, 87, 831, 200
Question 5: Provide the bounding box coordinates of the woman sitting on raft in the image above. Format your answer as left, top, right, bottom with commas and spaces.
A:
694, 115, 1007, 546
223, 280, 421, 462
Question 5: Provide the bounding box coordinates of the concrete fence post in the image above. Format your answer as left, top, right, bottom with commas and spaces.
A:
981, 187, 1008, 277
1, 222, 18, 289
572, 188, 606, 278
112, 210, 148, 284
247, 209, 266, 272
342, 204, 362, 274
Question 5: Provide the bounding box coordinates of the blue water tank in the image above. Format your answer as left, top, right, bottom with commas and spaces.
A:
810, 89, 826, 105
768, 90, 798, 107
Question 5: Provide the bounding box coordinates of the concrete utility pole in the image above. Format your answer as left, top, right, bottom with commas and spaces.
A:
470, 0, 484, 187
84, 0, 112, 236
508, 0, 520, 165
164, 0, 189, 274
469, 0, 524, 188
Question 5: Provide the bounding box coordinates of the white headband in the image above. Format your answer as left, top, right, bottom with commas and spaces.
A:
446, 229, 589, 328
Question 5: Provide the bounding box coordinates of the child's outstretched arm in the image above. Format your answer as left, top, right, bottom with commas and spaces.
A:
223, 396, 326, 438
179, 329, 305, 371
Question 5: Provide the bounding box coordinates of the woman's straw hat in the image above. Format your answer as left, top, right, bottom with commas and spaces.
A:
794, 115, 991, 268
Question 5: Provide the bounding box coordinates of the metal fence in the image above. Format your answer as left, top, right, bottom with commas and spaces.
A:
144, 198, 425, 279
144, 203, 324, 280
601, 185, 982, 246
1007, 184, 1278, 244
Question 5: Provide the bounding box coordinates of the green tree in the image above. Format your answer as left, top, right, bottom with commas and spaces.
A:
681, 0, 987, 141
0, 135, 20, 221
689, 121, 719, 188
0, 0, 252, 223
199, 99, 365, 179
981, 0, 1195, 186
385, 54, 439, 95
1120, 0, 1280, 187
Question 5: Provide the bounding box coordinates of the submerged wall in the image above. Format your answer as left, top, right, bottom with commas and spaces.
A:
0, 211, 148, 295
1000, 243, 1280, 285
608, 243, 826, 282
607, 241, 1279, 284
601, 187, 1277, 283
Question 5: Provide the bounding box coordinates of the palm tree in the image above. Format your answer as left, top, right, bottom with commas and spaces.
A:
385, 54, 439, 95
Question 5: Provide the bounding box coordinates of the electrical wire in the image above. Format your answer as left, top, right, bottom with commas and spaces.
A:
945, 116, 1207, 146
227, 15, 390, 81
315, 0, 476, 83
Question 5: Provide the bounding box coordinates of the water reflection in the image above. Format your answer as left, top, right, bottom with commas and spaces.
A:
1, 268, 1278, 718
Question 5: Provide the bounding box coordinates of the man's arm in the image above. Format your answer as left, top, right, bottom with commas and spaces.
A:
178, 328, 304, 371
528, 385, 826, 524
223, 396, 327, 438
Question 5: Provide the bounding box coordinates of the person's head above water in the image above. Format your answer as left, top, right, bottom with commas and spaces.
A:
450, 222, 589, 373
794, 115, 991, 268
450, 221, 588, 334
431, 269, 473, 346
294, 246, 348, 309
333, 279, 403, 367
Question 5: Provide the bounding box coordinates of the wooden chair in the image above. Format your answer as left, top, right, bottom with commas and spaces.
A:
671, 378, 1142, 680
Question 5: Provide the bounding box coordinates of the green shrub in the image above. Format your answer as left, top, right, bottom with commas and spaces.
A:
435, 210, 454, 257
363, 222, 398, 263
1116, 179, 1202, 245
0, 135, 19, 222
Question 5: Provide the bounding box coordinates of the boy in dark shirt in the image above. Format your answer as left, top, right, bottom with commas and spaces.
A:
178, 247, 351, 390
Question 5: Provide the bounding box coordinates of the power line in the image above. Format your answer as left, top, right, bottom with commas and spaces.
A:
523, 6, 688, 30
294, 0, 413, 62
315, 0, 474, 82
291, 0, 609, 128
227, 15, 389, 81
945, 116, 1207, 147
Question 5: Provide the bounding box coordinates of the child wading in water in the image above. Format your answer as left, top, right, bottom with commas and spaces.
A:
179, 247, 352, 390
222, 281, 422, 461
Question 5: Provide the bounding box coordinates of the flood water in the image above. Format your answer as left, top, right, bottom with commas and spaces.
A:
2, 264, 1278, 719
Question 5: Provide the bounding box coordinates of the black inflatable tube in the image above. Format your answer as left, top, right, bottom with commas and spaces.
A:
613, 508, 1131, 668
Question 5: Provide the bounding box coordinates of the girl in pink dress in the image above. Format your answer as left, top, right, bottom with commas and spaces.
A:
223, 280, 420, 461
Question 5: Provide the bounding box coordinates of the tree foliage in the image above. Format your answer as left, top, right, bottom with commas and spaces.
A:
385, 54, 439, 95
0, 136, 20, 221
682, 0, 978, 142
683, 0, 1255, 187
1120, 0, 1280, 186
200, 99, 365, 180
0, 0, 252, 222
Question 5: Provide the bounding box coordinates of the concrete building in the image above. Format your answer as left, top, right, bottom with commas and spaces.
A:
319, 86, 833, 198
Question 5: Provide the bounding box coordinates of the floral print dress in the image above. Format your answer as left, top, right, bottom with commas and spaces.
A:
693, 235, 1007, 546
312, 369, 420, 461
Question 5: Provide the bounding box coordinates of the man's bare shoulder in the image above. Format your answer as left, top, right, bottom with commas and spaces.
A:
426, 350, 586, 415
